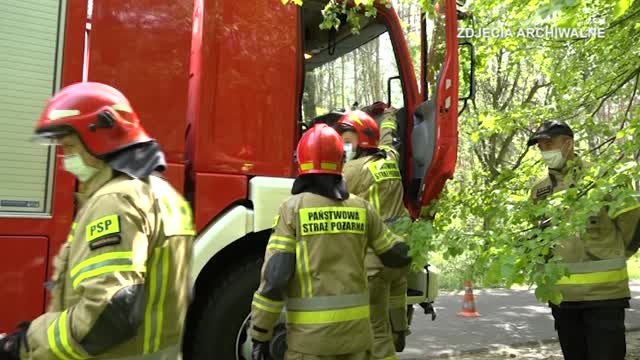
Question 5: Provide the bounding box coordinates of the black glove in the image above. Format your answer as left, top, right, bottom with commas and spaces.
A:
393, 331, 406, 352
251, 340, 270, 360
0, 321, 30, 360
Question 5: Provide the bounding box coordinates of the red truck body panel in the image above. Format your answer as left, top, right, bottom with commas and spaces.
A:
0, 236, 49, 328
186, 0, 303, 229
88, 0, 193, 168
188, 0, 301, 178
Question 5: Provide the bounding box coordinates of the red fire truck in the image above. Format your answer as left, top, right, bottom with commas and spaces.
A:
0, 0, 470, 358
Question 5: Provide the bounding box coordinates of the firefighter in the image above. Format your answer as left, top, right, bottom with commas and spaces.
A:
0, 82, 195, 360
528, 120, 640, 360
249, 123, 412, 360
335, 106, 410, 359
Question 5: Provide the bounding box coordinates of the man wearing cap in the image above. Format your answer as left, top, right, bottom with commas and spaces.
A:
528, 121, 640, 360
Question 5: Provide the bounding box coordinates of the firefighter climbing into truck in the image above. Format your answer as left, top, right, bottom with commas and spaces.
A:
0, 0, 472, 359
335, 107, 412, 359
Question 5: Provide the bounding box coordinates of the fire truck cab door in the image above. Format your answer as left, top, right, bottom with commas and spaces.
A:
410, 0, 459, 216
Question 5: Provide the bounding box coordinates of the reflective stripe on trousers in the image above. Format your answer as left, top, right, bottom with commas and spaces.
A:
557, 258, 628, 285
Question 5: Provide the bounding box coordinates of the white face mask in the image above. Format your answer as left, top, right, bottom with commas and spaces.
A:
541, 149, 566, 169
63, 154, 98, 182
343, 143, 356, 162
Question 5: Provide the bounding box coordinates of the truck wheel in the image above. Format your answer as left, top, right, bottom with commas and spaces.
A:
189, 256, 263, 360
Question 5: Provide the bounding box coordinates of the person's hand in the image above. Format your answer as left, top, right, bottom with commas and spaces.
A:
361, 101, 389, 116
251, 340, 270, 360
0, 321, 30, 360
0, 335, 19, 360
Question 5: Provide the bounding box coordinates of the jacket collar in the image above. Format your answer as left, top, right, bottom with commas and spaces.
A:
75, 166, 114, 208
548, 155, 583, 186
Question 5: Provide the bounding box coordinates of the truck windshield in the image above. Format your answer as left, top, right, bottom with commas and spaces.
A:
302, 31, 403, 124
425, 0, 446, 100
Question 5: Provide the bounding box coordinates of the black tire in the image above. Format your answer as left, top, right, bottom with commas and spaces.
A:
189, 255, 263, 360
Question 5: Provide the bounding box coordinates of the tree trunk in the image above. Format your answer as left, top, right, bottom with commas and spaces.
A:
316, 70, 324, 110
354, 49, 358, 108
303, 72, 317, 120
341, 56, 345, 108
375, 38, 381, 101
328, 62, 335, 110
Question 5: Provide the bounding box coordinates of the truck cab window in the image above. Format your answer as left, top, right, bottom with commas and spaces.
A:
302, 31, 404, 125
299, 1, 409, 177
300, 2, 406, 133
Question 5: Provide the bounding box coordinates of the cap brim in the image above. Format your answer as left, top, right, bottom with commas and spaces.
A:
527, 134, 552, 147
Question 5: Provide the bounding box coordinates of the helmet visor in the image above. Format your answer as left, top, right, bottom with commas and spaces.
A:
31, 127, 73, 145
334, 122, 356, 134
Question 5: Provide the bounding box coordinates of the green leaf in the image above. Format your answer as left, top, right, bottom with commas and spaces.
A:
534, 286, 550, 302
613, 0, 632, 19
471, 131, 480, 143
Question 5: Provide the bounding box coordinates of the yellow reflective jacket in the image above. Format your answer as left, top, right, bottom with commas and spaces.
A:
531, 158, 640, 302
343, 113, 409, 275
249, 192, 411, 355
22, 166, 195, 359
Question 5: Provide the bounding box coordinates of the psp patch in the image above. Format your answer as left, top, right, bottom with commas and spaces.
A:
85, 214, 121, 249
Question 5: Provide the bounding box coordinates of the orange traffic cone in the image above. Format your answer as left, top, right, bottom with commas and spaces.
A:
458, 280, 480, 317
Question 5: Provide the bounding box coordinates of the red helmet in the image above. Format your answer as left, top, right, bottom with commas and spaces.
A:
335, 110, 380, 149
33, 82, 151, 157
296, 124, 344, 175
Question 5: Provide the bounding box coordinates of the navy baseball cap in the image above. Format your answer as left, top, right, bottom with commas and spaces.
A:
527, 121, 574, 146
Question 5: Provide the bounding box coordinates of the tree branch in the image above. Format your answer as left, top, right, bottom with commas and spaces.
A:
588, 136, 616, 154
497, 130, 517, 165
489, 133, 497, 165
607, 7, 640, 30
578, 70, 631, 110
493, 49, 505, 109
501, 64, 522, 111
473, 146, 490, 170
625, 72, 640, 119
523, 82, 551, 105
591, 67, 640, 117
511, 145, 530, 171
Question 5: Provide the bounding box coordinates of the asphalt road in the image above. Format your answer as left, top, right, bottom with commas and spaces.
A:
398, 281, 640, 359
